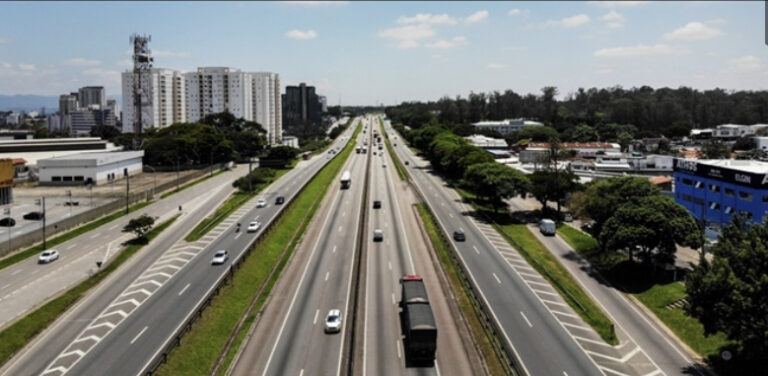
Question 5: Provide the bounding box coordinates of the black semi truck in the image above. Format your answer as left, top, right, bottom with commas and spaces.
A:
400, 275, 437, 362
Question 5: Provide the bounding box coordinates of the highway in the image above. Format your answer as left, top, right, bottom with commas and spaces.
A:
384, 119, 606, 375
0, 120, 359, 376
0, 166, 250, 329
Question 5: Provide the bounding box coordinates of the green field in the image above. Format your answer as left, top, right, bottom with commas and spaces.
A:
154, 119, 361, 375
0, 215, 178, 366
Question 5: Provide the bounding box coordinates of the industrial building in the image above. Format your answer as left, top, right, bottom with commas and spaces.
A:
0, 137, 123, 167
674, 158, 768, 227
471, 118, 543, 135
37, 151, 144, 186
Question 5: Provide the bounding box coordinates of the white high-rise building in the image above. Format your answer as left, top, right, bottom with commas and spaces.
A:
251, 72, 282, 145
121, 68, 186, 133
185, 67, 252, 122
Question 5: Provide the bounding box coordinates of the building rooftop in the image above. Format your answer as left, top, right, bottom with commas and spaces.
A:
527, 142, 620, 149
693, 159, 768, 174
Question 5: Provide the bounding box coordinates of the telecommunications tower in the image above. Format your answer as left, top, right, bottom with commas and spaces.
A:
130, 34, 153, 135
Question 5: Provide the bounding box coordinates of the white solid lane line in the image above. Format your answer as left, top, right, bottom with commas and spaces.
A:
130, 326, 148, 344
178, 283, 190, 296
234, 232, 242, 240
325, 272, 329, 281
332, 245, 337, 254
313, 309, 319, 325
396, 340, 402, 359
493, 273, 501, 284
520, 311, 533, 328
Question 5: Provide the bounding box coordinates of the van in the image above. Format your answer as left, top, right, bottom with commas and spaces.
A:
539, 219, 556, 236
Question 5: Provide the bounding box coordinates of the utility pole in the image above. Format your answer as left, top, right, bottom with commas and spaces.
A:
4, 207, 10, 253
176, 157, 180, 192
35, 197, 46, 250
125, 168, 130, 214
130, 34, 153, 136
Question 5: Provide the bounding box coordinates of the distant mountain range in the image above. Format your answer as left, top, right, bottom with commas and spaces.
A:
0, 95, 122, 113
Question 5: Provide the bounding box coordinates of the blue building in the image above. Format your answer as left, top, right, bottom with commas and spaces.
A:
674, 159, 768, 228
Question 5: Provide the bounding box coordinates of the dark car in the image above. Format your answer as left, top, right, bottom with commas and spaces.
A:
453, 230, 466, 241
373, 200, 381, 209
64, 201, 79, 206
275, 196, 285, 205
404, 161, 409, 165
23, 212, 44, 220
0, 217, 16, 227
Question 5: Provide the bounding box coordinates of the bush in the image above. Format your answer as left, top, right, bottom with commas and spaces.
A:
232, 168, 277, 192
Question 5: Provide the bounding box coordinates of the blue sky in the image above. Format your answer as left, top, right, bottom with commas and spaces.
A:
0, 1, 766, 105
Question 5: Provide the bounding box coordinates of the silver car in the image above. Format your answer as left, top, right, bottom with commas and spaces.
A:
325, 309, 342, 333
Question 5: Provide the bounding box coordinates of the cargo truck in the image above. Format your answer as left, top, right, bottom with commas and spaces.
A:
340, 171, 351, 189
400, 275, 437, 362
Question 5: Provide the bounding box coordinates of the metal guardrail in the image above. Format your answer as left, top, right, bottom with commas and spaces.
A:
142, 132, 357, 376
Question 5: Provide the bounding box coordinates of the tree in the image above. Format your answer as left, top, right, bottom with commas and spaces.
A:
90, 125, 121, 140
732, 136, 756, 151
701, 140, 730, 159
123, 214, 155, 240
529, 169, 580, 215
599, 195, 701, 264
617, 132, 633, 152
233, 167, 277, 192
583, 176, 660, 237
463, 163, 530, 211
686, 218, 768, 370
572, 124, 599, 142
263, 145, 299, 161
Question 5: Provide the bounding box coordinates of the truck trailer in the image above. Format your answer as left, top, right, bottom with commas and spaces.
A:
400, 275, 437, 362
340, 171, 351, 189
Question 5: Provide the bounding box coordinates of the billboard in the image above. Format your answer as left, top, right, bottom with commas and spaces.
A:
0, 159, 13, 188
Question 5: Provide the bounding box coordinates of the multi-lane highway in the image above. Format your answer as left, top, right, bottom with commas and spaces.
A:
0, 120, 359, 376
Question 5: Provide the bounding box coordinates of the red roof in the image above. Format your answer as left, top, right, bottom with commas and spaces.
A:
11, 158, 26, 165
649, 176, 672, 185
527, 142, 619, 149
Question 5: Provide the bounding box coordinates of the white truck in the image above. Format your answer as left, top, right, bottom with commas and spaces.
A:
340, 171, 351, 189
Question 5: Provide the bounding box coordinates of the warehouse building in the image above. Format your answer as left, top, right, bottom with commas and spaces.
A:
37, 151, 144, 186
674, 158, 768, 227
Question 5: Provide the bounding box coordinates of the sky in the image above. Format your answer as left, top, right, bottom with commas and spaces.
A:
0, 1, 766, 106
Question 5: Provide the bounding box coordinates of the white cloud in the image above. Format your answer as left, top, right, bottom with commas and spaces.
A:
508, 9, 526, 16
727, 55, 763, 74
594, 44, 681, 57
601, 11, 625, 29
18, 64, 36, 71
116, 59, 133, 68
465, 10, 489, 24
378, 24, 436, 49
540, 14, 590, 28
487, 63, 506, 69
663, 22, 722, 41
588, 1, 649, 7
397, 13, 458, 25
282, 1, 348, 5
285, 29, 318, 40
64, 58, 101, 67
0, 62, 12, 69
426, 36, 467, 49
152, 49, 191, 58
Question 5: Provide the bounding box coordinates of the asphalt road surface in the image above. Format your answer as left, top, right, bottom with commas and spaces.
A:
0, 122, 359, 376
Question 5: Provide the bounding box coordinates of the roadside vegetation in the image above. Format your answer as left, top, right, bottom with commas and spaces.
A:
0, 201, 153, 272
416, 203, 509, 375
154, 120, 361, 376
0, 215, 178, 366
379, 117, 408, 181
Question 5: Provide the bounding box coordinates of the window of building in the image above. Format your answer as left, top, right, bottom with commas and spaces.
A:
682, 178, 693, 186
74, 176, 84, 181
725, 206, 733, 214
52, 176, 61, 182
709, 184, 720, 192
63, 176, 73, 182
725, 188, 734, 196
740, 210, 753, 219
763, 195, 768, 203
709, 202, 720, 210
739, 191, 753, 201
694, 181, 703, 188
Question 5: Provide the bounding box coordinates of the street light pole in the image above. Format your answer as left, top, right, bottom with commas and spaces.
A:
145, 165, 157, 198
66, 190, 72, 217
125, 168, 130, 214
176, 157, 180, 192
36, 197, 46, 250
4, 207, 10, 253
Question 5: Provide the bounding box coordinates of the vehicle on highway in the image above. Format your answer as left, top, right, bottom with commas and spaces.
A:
400, 275, 437, 362
211, 250, 229, 265
372, 151, 376, 155
256, 199, 267, 208
23, 212, 44, 220
0, 217, 16, 227
562, 212, 573, 222
394, 143, 397, 146
404, 161, 409, 165
64, 201, 79, 206
539, 219, 556, 236
324, 309, 343, 333
275, 196, 285, 205
382, 163, 386, 168
38, 249, 60, 264
453, 230, 465, 241
373, 229, 383, 242
247, 221, 261, 232
340, 171, 351, 189
373, 200, 381, 209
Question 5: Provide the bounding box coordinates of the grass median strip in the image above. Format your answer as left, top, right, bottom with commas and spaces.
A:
380, 117, 408, 181
558, 223, 730, 357
0, 214, 178, 366
416, 203, 509, 376
0, 200, 153, 272
184, 163, 295, 242
154, 120, 361, 376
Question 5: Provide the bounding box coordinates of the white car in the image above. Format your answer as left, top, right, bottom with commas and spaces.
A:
38, 249, 60, 264
325, 309, 342, 333
247, 221, 261, 233
211, 250, 229, 265
256, 199, 267, 208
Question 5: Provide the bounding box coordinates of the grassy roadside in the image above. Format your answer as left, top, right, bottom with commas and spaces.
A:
184, 162, 295, 242
0, 201, 153, 272
416, 203, 509, 376
557, 224, 730, 357
160, 169, 226, 199
380, 117, 408, 181
0, 215, 178, 366
154, 119, 361, 375
456, 189, 618, 345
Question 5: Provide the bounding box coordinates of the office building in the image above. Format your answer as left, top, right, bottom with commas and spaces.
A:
674, 158, 768, 227
122, 68, 186, 133
283, 82, 323, 130
69, 108, 116, 136
318, 95, 327, 113
59, 93, 78, 115
107, 99, 121, 122
472, 118, 544, 135
78, 86, 106, 109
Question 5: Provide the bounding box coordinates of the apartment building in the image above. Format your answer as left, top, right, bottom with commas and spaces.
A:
121, 68, 186, 133
185, 67, 252, 121
251, 72, 282, 145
